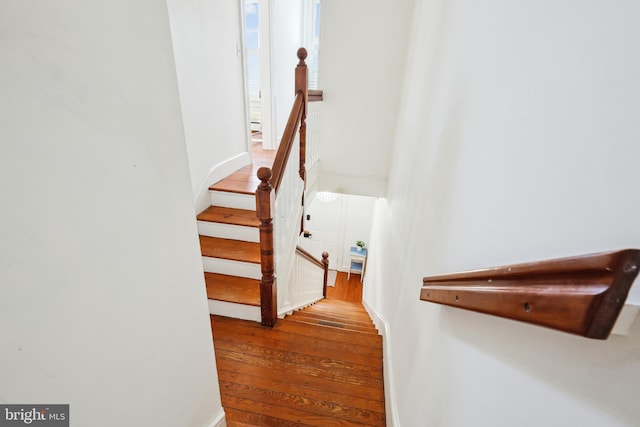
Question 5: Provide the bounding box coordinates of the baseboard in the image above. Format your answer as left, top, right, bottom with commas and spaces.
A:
194, 152, 251, 214
203, 408, 226, 427
362, 300, 401, 427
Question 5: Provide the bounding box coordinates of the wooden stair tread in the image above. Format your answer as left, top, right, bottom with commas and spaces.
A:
274, 318, 382, 348
287, 317, 379, 334
303, 304, 373, 322
222, 370, 384, 414
197, 206, 259, 228
288, 316, 377, 334
205, 273, 260, 306
215, 348, 383, 400
209, 179, 258, 195
225, 415, 263, 427
296, 308, 373, 326
212, 316, 382, 367
305, 302, 371, 316
220, 382, 385, 426
291, 309, 375, 326
199, 235, 261, 264
214, 338, 383, 381
222, 395, 380, 427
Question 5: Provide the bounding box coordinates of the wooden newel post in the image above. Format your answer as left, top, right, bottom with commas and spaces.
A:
256, 167, 277, 327
322, 252, 329, 298
295, 47, 308, 181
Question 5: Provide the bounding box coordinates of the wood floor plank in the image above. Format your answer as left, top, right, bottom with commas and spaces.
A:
326, 272, 365, 303
219, 380, 385, 426
216, 358, 383, 402
225, 407, 315, 427
219, 370, 385, 414
212, 317, 382, 368
215, 345, 383, 390
213, 337, 383, 380
199, 235, 260, 264
222, 395, 369, 427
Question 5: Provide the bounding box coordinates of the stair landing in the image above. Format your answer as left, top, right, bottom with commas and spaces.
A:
209, 143, 276, 194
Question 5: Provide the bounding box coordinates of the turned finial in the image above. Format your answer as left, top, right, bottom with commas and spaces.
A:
257, 167, 272, 182
322, 252, 329, 264
257, 167, 273, 191
297, 47, 308, 65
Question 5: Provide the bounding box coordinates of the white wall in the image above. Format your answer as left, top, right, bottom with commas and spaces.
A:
273, 0, 305, 141
316, 0, 413, 197
167, 0, 250, 212
0, 2, 223, 426
363, 0, 640, 426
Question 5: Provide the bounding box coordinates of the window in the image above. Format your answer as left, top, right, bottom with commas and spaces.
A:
306, 0, 321, 89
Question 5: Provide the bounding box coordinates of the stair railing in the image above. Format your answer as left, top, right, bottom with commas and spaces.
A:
256, 48, 313, 327
288, 247, 329, 311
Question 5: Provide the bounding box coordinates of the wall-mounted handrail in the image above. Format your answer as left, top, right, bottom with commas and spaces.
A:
255, 48, 309, 327
420, 249, 640, 339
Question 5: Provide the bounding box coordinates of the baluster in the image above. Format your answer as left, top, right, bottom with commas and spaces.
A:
322, 252, 329, 298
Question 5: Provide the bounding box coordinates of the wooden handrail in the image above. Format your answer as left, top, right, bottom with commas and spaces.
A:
269, 93, 304, 193
420, 249, 640, 339
255, 48, 309, 327
296, 246, 325, 269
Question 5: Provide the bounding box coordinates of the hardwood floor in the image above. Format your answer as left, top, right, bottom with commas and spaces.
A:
211, 272, 385, 426
326, 271, 364, 303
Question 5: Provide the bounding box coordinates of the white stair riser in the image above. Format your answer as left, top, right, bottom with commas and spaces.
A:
210, 190, 256, 211
197, 221, 259, 243
208, 299, 261, 322
202, 256, 261, 280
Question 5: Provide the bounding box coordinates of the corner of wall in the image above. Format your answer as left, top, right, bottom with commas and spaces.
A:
194, 152, 251, 213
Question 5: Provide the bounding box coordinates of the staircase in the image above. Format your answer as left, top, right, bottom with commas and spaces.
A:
198, 48, 321, 325
196, 155, 271, 322
213, 296, 385, 426
287, 298, 380, 335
